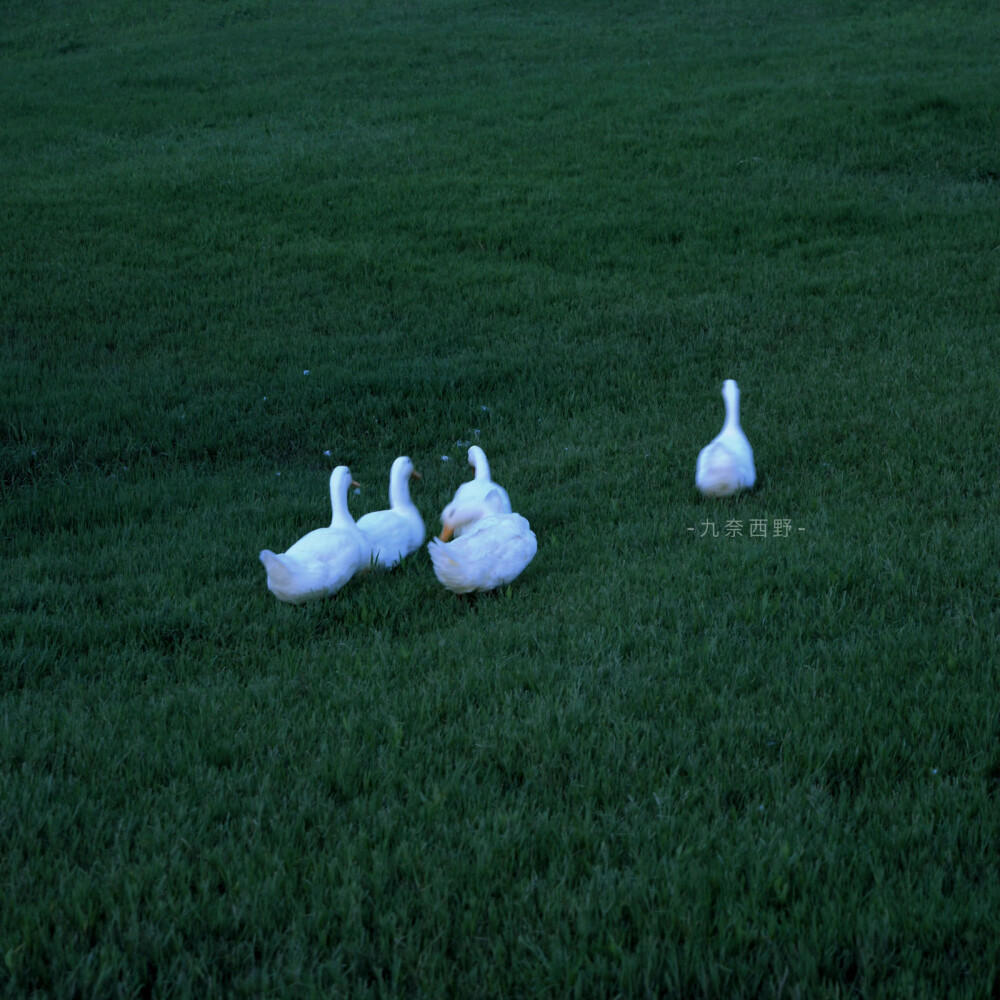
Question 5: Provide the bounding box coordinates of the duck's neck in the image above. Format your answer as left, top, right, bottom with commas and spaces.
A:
722, 383, 741, 431
471, 448, 491, 481
389, 472, 412, 511
330, 475, 355, 527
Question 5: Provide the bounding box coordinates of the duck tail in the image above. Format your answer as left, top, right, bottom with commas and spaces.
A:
259, 549, 294, 591
427, 539, 473, 594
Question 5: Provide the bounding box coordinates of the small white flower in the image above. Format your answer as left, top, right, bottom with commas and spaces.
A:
353, 487, 361, 495
303, 369, 310, 375
931, 768, 939, 775
441, 455, 450, 461
323, 450, 332, 457
480, 405, 489, 411
276, 472, 281, 477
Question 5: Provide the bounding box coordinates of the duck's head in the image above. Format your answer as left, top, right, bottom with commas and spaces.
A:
391, 455, 421, 483
438, 501, 459, 542
720, 379, 742, 424
438, 489, 505, 541
330, 465, 360, 497
389, 455, 421, 505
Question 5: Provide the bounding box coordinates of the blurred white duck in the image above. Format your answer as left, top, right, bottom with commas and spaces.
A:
440, 445, 512, 540
259, 465, 370, 603
695, 379, 756, 497
356, 455, 425, 569
428, 489, 537, 594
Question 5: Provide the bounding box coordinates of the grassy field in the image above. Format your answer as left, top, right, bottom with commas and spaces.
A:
3, 0, 1000, 996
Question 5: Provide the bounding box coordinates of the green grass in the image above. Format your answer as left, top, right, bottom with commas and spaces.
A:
3, 0, 1000, 996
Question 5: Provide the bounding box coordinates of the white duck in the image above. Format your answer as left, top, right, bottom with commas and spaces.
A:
440, 445, 512, 540
355, 455, 425, 569
695, 379, 756, 497
259, 465, 371, 603
428, 489, 537, 594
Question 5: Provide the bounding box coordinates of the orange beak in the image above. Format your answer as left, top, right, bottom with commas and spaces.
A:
350, 479, 360, 489
438, 524, 455, 542
411, 470, 422, 481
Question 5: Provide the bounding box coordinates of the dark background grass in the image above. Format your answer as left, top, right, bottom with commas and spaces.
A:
3, 0, 1000, 996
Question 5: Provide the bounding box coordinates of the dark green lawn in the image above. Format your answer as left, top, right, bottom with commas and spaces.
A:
3, 1, 999, 996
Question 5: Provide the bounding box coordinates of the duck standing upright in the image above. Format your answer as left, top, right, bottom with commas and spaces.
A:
259, 466, 371, 603
428, 489, 537, 594
695, 379, 756, 497
439, 445, 512, 540
356, 455, 425, 569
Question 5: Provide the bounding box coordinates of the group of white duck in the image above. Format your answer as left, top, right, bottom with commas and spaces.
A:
259, 445, 537, 604
259, 378, 755, 604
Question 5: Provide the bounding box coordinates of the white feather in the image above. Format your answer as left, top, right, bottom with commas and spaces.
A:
695, 379, 756, 497
356, 455, 425, 569
259, 466, 369, 603
429, 491, 536, 594
441, 445, 512, 538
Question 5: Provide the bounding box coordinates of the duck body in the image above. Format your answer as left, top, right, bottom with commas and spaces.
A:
356, 456, 425, 569
259, 466, 370, 603
695, 379, 756, 497
428, 490, 536, 593
440, 445, 512, 540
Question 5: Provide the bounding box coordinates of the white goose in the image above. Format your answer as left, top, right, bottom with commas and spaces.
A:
356, 455, 425, 569
259, 466, 371, 603
440, 445, 512, 540
428, 489, 537, 594
695, 379, 756, 497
